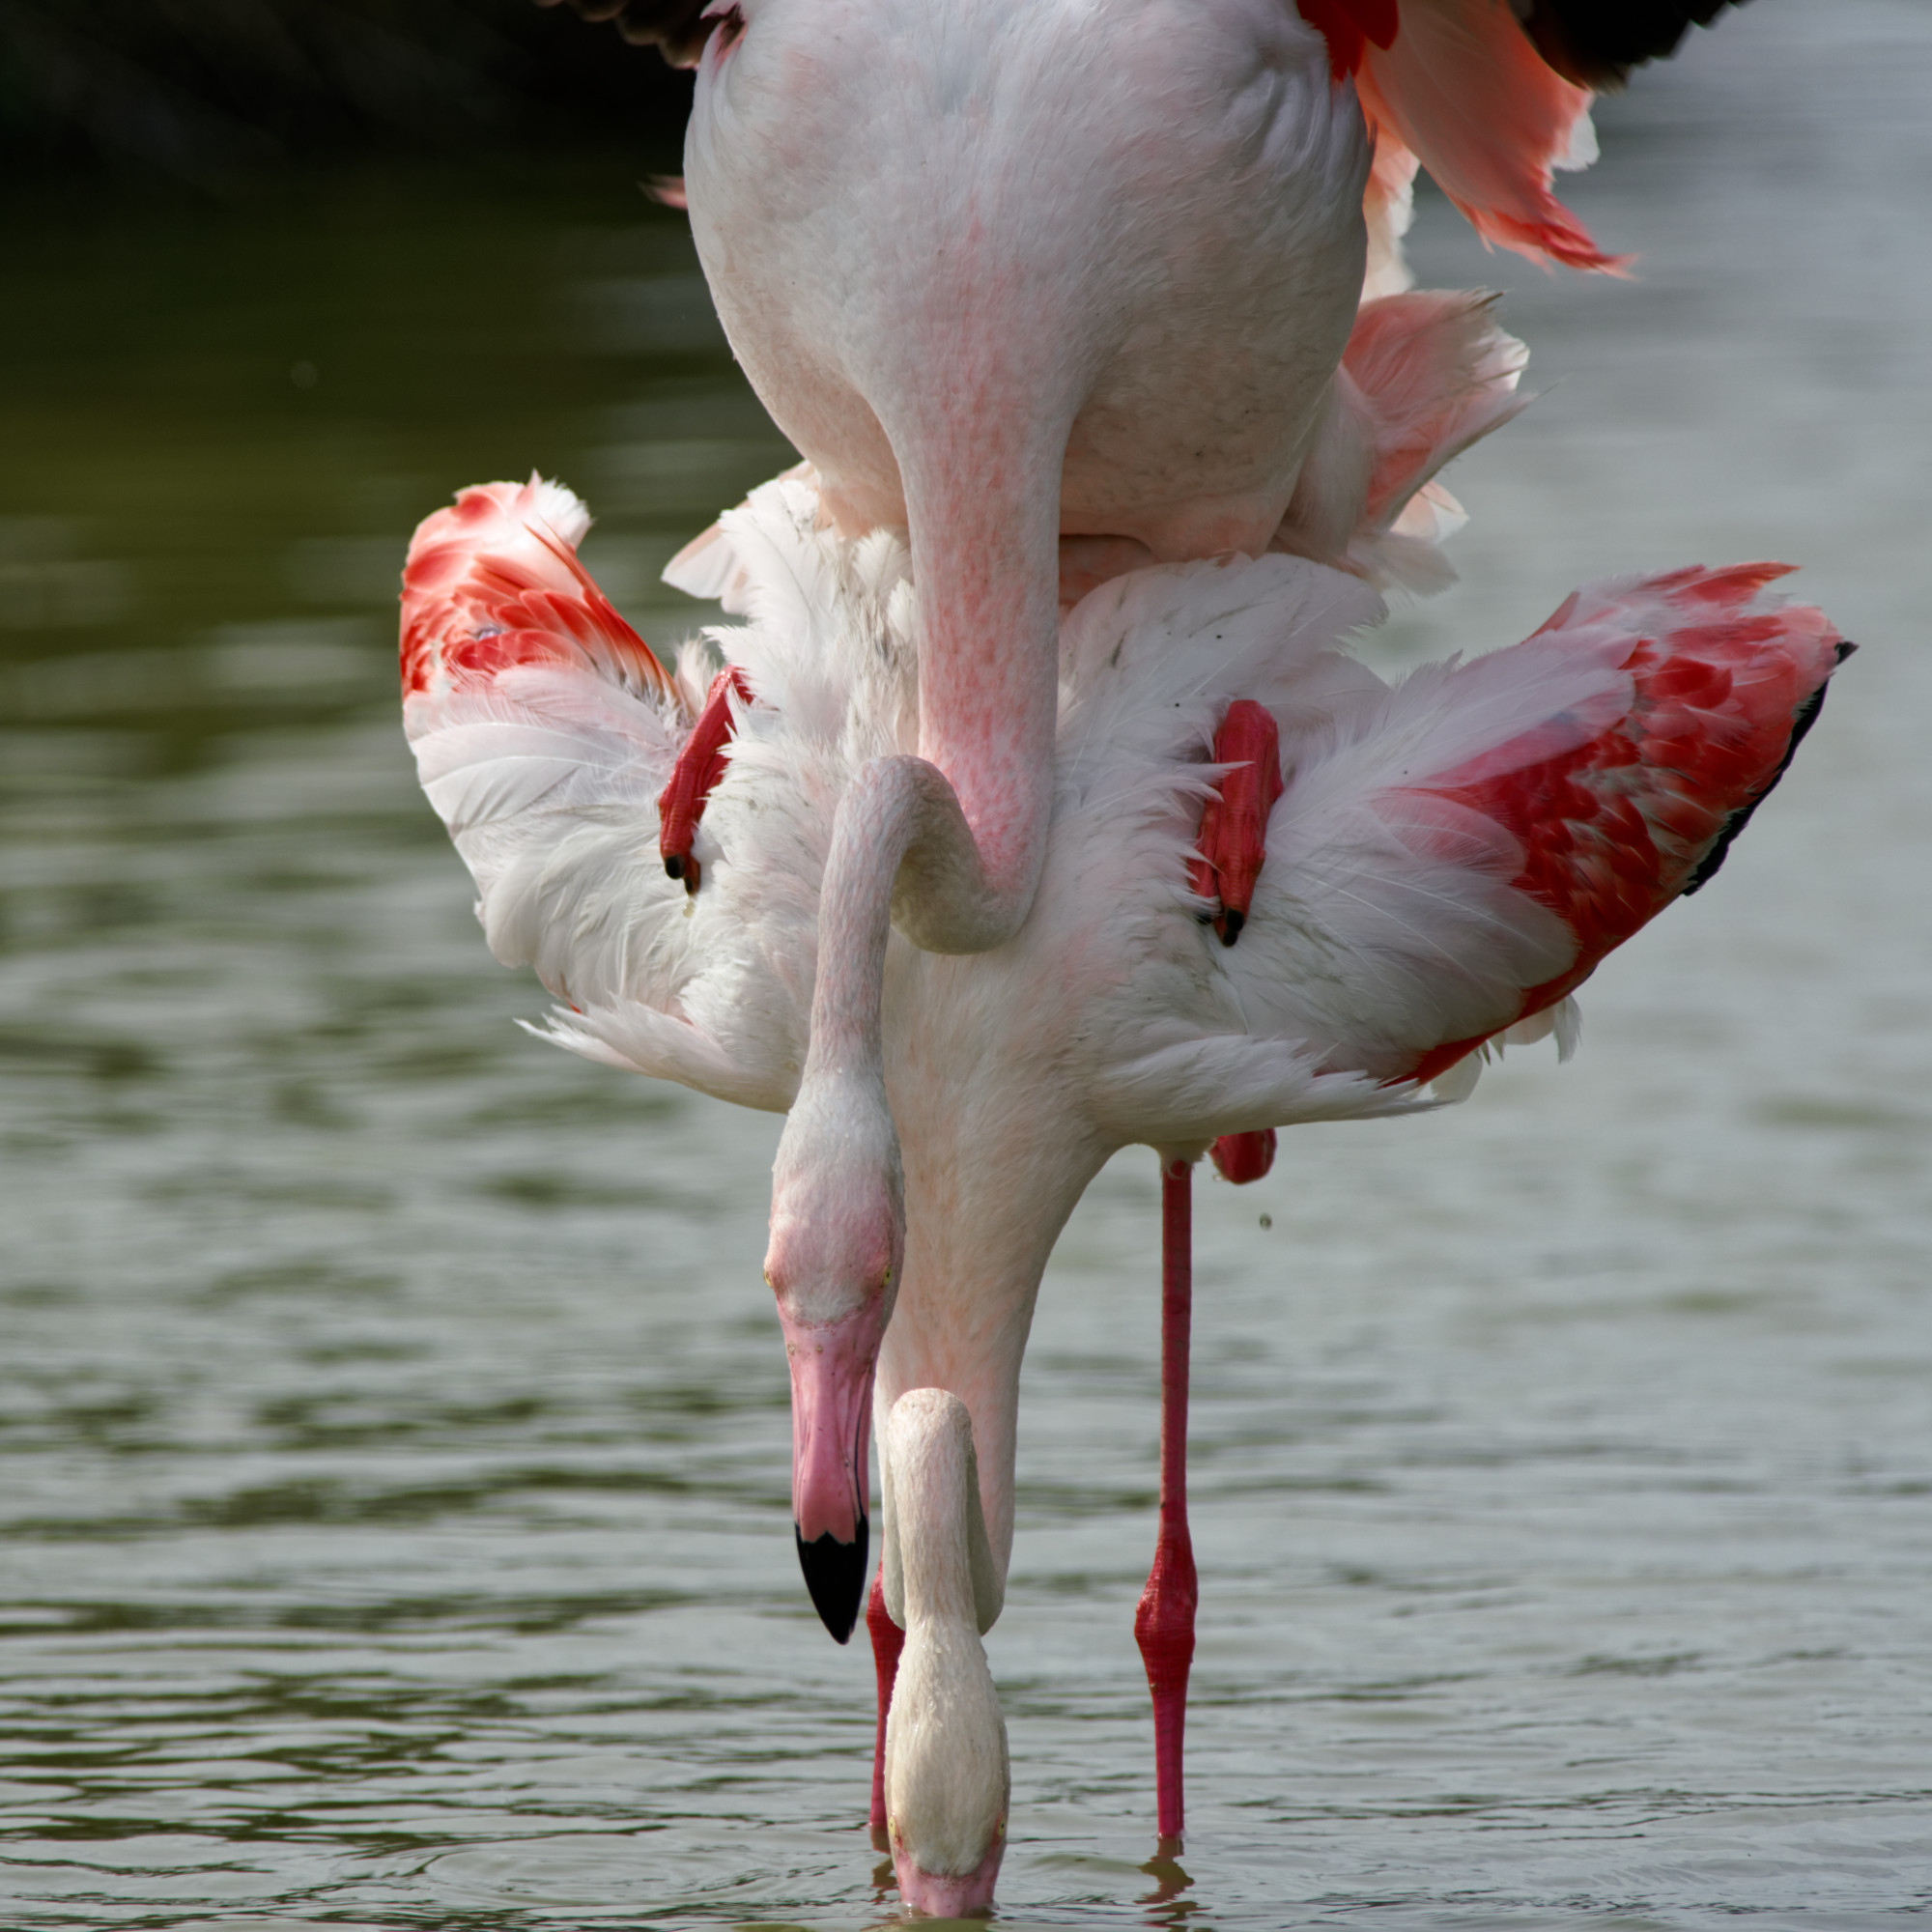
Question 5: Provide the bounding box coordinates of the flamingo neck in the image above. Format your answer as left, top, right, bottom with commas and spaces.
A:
765, 754, 1023, 1626
892, 414, 1067, 952
804, 752, 1040, 1087
890, 1397, 986, 1631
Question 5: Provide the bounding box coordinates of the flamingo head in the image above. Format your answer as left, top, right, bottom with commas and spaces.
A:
764, 1068, 903, 1642
882, 1389, 1009, 1917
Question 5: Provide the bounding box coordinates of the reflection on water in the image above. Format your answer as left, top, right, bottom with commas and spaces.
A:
3, 6, 1932, 1926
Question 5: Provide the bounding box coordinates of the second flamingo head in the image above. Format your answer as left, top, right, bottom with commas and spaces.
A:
765, 1063, 904, 1641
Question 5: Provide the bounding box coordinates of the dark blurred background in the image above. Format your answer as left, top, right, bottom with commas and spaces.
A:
0, 1, 691, 188
0, 1, 785, 783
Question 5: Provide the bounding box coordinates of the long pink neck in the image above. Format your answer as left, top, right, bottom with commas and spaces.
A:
879, 367, 1070, 956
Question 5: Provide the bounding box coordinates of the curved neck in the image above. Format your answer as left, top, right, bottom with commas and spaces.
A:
901, 1497, 978, 1633
889, 1400, 995, 1634
806, 753, 1033, 1090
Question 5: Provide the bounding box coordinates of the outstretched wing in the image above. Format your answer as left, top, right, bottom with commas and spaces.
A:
401, 475, 684, 1010
400, 476, 806, 1110
1232, 561, 1846, 1086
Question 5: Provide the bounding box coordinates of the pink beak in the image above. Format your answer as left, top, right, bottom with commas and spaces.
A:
780, 1302, 881, 1642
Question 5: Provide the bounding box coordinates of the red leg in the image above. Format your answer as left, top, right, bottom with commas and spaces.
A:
1135, 696, 1276, 1848
865, 1572, 905, 1849
1135, 1154, 1199, 1853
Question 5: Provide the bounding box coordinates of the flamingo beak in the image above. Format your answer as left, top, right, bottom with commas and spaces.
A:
779, 1301, 881, 1642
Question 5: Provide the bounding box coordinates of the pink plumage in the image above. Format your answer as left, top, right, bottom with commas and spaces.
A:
400, 475, 670, 708
1394, 565, 1846, 1082
1325, 0, 1624, 271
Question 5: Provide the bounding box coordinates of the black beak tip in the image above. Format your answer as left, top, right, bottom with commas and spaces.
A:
795, 1518, 868, 1644
1216, 907, 1245, 947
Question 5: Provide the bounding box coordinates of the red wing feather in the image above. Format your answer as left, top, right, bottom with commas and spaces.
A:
1402, 565, 1845, 1084
399, 476, 672, 707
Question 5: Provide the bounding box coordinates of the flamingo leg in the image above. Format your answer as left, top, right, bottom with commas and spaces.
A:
865, 1572, 905, 1850
1132, 696, 1283, 1847
1135, 1154, 1199, 1853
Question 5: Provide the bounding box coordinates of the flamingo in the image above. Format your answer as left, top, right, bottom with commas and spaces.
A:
600, 0, 1751, 1622
536, 0, 1747, 980
668, 0, 1583, 972
398, 468, 1844, 1909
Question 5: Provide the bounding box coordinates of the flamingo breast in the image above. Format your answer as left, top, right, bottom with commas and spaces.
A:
685, 0, 1370, 554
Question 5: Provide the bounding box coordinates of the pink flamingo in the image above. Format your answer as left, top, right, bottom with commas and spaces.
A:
525, 0, 1756, 1666
670, 0, 1613, 963
544, 0, 1744, 980
648, 0, 1751, 1627
399, 469, 1844, 1910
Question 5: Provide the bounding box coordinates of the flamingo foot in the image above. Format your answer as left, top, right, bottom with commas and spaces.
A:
1137, 1154, 1198, 1850
657, 666, 751, 893
1188, 698, 1284, 946
866, 1573, 905, 1850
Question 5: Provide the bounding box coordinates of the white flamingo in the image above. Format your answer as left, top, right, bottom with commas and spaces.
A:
601, 0, 1741, 994
877, 1386, 1009, 1916
399, 469, 1844, 1910
670, 0, 1628, 971
531, 0, 1754, 1643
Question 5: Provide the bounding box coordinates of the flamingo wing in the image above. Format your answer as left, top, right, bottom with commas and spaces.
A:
1318, 0, 1747, 273
1350, 0, 1617, 272
1231, 561, 1846, 1087
400, 476, 805, 1111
